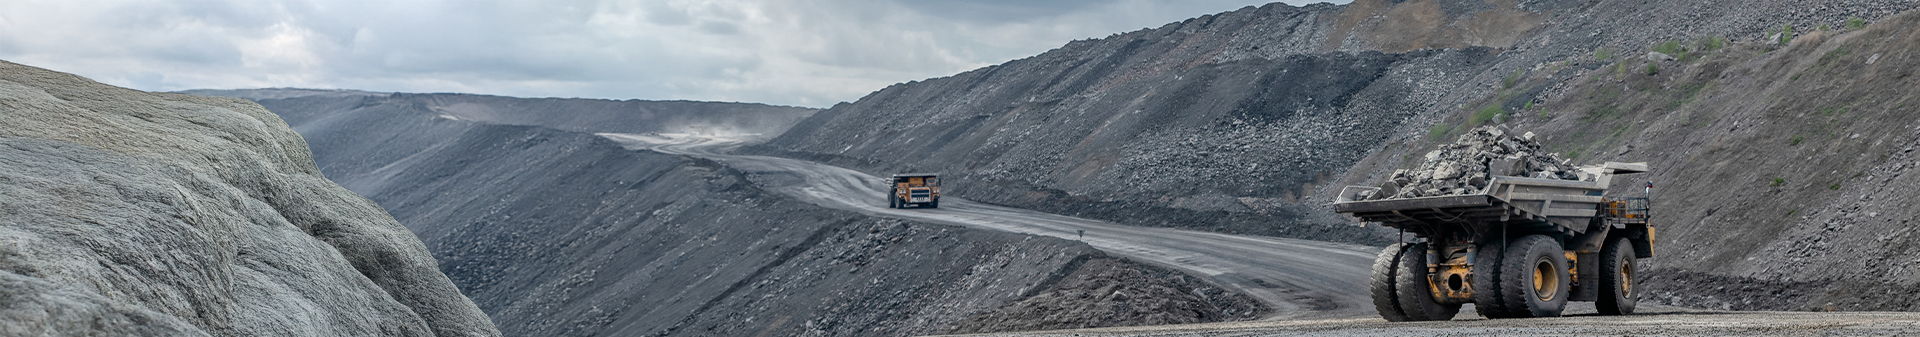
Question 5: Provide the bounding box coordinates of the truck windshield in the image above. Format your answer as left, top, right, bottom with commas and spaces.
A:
894, 176, 938, 186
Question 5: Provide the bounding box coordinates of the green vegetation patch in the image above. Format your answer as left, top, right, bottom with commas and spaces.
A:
1470, 105, 1507, 126
1779, 25, 1796, 45
1846, 17, 1867, 29
1652, 40, 1683, 54
1668, 82, 1712, 109
1695, 37, 1727, 52
1819, 105, 1852, 116
1819, 47, 1854, 68
1428, 124, 1453, 141
1595, 48, 1616, 61
1771, 177, 1786, 187
1653, 40, 1685, 58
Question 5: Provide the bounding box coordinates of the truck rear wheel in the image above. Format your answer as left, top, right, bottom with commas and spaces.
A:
1499, 235, 1569, 318
888, 194, 899, 208
1471, 239, 1512, 318
1370, 243, 1413, 322
1597, 237, 1639, 315
1395, 242, 1461, 320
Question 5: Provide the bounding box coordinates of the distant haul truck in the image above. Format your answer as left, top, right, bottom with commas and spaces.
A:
1332, 162, 1654, 321
887, 173, 940, 209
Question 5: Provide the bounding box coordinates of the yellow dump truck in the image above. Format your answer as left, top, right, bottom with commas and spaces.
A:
1332, 162, 1653, 320
887, 173, 940, 209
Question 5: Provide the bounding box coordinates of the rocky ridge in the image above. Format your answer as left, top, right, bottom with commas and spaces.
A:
0, 60, 498, 336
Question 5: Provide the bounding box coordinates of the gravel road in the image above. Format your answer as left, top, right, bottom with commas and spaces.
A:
601, 133, 1382, 319
940, 311, 1920, 336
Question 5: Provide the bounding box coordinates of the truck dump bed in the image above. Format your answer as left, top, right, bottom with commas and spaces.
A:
1335, 176, 1610, 231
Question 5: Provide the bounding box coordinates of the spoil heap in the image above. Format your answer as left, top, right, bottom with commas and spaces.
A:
1361, 126, 1577, 200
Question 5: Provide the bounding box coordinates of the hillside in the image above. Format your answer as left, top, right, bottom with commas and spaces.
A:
1470, 10, 1920, 311
0, 61, 497, 336
198, 89, 1263, 335
747, 0, 1918, 246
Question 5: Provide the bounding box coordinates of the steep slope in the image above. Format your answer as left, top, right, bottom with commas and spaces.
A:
748, 0, 1919, 246
1464, 11, 1920, 311
0, 60, 497, 336
182, 89, 819, 137
204, 90, 1261, 335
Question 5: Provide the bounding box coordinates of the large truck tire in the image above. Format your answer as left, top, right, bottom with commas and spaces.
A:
1597, 237, 1639, 315
888, 194, 899, 209
930, 198, 940, 208
1471, 239, 1512, 318
1499, 235, 1570, 318
1396, 242, 1462, 320
1370, 243, 1413, 322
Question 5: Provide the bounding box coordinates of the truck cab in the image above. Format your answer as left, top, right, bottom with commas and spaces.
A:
887, 174, 940, 209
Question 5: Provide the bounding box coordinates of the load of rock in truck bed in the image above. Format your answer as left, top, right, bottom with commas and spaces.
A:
1358, 126, 1578, 201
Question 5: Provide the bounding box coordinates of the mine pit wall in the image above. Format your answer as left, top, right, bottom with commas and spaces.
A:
1458, 10, 1920, 312
231, 92, 1262, 336
749, 0, 1920, 247
747, 2, 1506, 246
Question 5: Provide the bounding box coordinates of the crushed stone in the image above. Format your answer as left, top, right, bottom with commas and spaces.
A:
1362, 125, 1578, 200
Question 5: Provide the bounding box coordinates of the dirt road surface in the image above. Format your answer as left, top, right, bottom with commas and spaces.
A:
602, 133, 1382, 319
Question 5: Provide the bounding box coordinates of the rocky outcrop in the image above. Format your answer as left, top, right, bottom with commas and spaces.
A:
948, 256, 1263, 334
0, 60, 498, 336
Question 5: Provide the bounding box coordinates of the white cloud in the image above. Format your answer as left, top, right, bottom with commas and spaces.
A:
0, 0, 1348, 108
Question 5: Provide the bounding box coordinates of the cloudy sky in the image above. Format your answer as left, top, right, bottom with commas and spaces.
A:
0, 0, 1347, 108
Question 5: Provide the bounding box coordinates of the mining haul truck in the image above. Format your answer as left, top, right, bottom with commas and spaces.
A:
887, 173, 940, 209
1332, 162, 1653, 321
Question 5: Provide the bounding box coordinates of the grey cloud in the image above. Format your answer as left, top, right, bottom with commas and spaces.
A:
895, 0, 1108, 23
698, 21, 741, 35
0, 0, 1349, 108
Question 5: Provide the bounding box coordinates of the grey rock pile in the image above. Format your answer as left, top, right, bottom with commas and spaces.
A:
1361, 126, 1576, 200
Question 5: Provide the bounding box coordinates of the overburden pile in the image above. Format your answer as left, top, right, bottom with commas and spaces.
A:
1361, 126, 1576, 200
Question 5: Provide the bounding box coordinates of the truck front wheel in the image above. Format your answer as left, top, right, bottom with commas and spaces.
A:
1499, 235, 1569, 318
1596, 237, 1639, 315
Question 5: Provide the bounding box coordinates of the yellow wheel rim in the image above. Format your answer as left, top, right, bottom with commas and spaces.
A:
1620, 259, 1634, 297
1533, 257, 1559, 302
